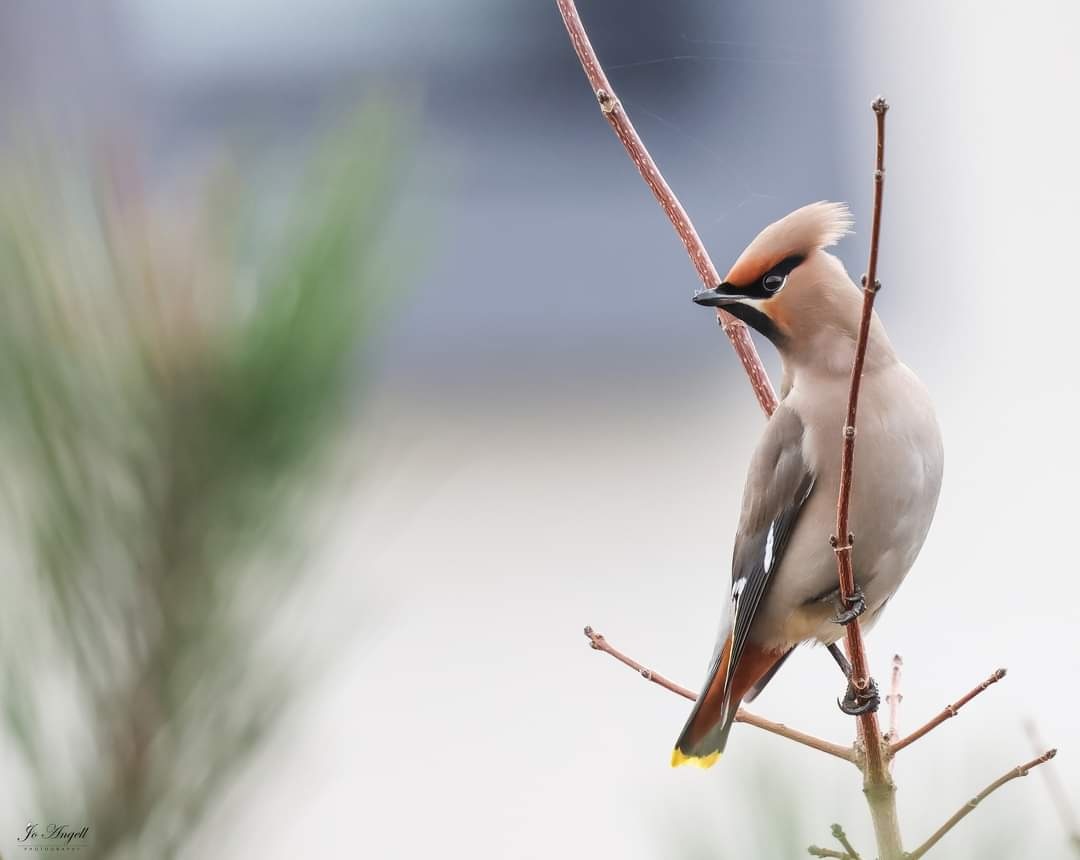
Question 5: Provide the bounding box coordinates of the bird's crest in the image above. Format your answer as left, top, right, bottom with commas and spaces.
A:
724, 201, 854, 286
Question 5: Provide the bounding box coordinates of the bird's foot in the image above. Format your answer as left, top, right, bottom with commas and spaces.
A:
838, 677, 880, 716
831, 586, 866, 626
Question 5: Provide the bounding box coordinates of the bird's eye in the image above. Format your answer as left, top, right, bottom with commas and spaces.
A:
762, 273, 786, 293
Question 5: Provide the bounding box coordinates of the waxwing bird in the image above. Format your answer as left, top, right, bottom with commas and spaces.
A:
672, 202, 943, 769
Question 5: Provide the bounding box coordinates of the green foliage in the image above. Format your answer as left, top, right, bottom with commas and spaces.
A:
0, 106, 409, 859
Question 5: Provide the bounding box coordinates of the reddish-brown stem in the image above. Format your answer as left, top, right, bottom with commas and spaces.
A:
828, 96, 901, 860
583, 626, 696, 701
889, 668, 1007, 755
583, 627, 854, 762
554, 0, 778, 417
906, 750, 1058, 860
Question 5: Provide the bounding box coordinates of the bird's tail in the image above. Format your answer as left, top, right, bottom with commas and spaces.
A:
672, 635, 788, 768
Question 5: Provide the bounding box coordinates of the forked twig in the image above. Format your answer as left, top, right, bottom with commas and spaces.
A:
554, 0, 777, 417
584, 627, 854, 762
906, 750, 1058, 860
890, 668, 1007, 754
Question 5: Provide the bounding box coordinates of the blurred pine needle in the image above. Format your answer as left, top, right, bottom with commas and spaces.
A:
0, 105, 409, 859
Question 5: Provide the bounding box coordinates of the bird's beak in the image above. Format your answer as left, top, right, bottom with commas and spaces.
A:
692, 283, 744, 307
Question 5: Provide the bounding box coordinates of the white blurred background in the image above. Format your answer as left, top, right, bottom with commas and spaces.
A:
2, 1, 1078, 857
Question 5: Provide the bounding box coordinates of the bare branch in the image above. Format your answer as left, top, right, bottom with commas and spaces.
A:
808, 847, 853, 859
1025, 721, 1080, 854
583, 627, 854, 762
889, 668, 1007, 754
830, 94, 889, 780
886, 654, 903, 744
732, 711, 855, 764
906, 750, 1058, 860
826, 97, 902, 860
554, 0, 778, 417
584, 626, 695, 701
831, 823, 863, 859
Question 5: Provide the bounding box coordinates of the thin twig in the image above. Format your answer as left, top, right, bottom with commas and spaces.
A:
828, 97, 902, 860
731, 712, 853, 764
1025, 721, 1080, 854
890, 668, 1007, 755
554, 0, 778, 417
831, 824, 862, 860
584, 626, 695, 701
808, 848, 853, 859
583, 627, 854, 762
831, 94, 889, 780
886, 654, 903, 744
906, 750, 1058, 860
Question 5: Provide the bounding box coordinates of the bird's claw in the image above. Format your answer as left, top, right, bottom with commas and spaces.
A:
837, 677, 880, 716
832, 586, 866, 625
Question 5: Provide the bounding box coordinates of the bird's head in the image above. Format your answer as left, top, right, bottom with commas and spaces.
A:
693, 202, 874, 368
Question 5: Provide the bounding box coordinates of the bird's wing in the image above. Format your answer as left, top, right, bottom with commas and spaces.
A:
724, 403, 815, 701
672, 405, 816, 766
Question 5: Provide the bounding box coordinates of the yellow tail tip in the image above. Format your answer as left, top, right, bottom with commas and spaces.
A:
671, 747, 721, 769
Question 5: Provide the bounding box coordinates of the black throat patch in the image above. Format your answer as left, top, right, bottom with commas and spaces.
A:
723, 301, 786, 346
722, 253, 804, 345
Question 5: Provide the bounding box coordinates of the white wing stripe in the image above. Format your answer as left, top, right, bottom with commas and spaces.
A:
763, 522, 777, 572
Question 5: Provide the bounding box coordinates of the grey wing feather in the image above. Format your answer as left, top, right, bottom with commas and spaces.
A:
724, 404, 816, 698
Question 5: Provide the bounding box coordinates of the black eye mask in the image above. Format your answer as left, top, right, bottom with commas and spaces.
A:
698, 254, 806, 345
734, 254, 806, 300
